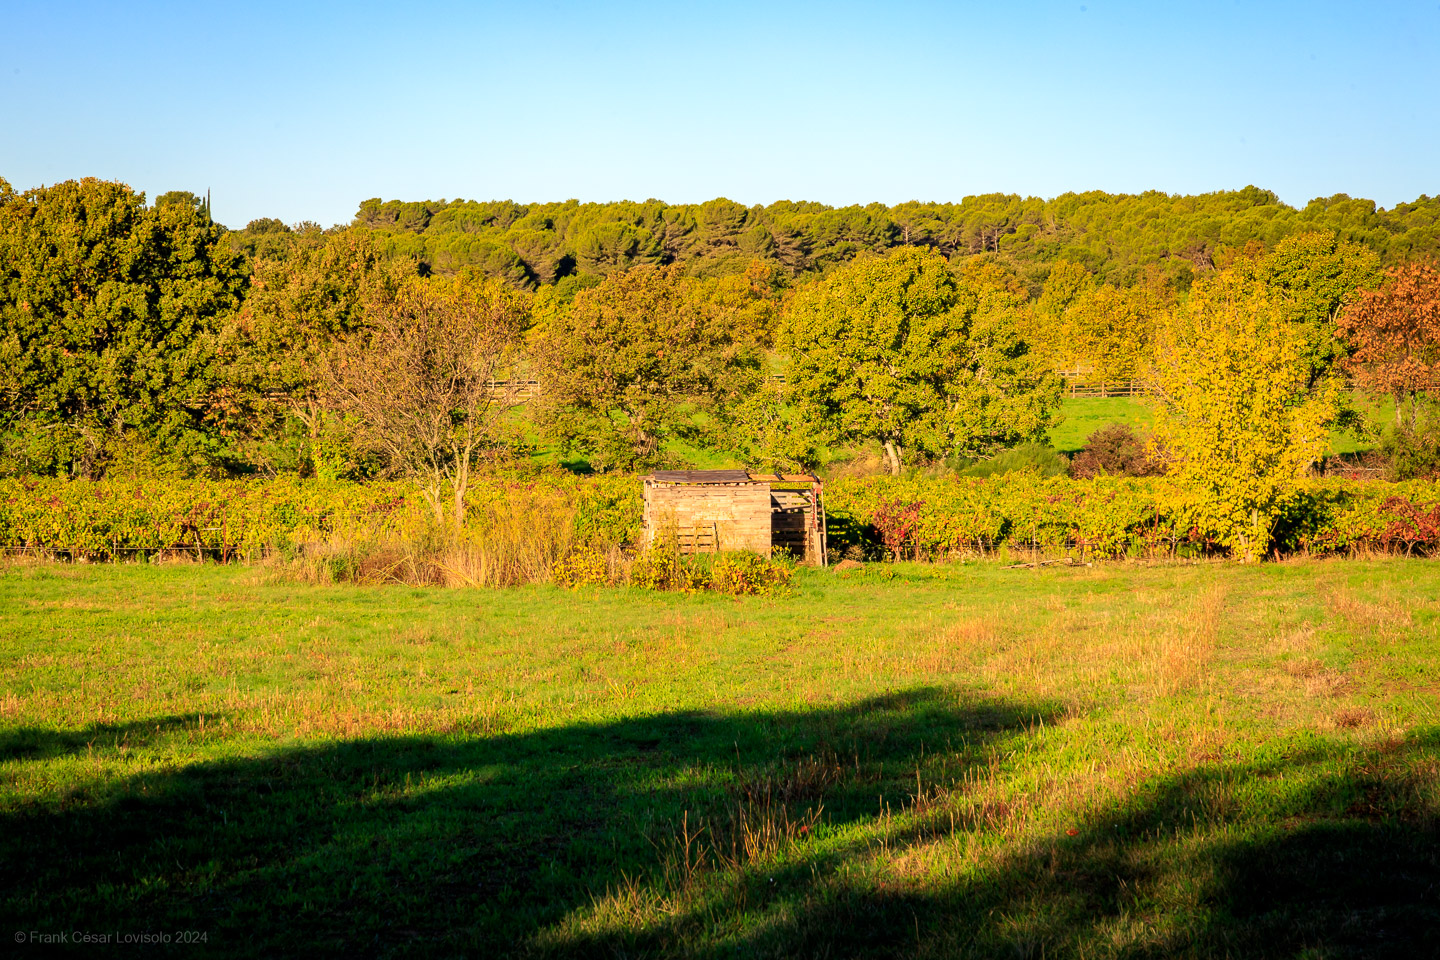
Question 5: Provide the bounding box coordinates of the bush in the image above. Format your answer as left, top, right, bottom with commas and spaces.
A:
1070, 423, 1165, 479
1380, 420, 1440, 480
825, 473, 1440, 560
626, 547, 710, 592
551, 550, 612, 588
556, 546, 793, 595
709, 551, 793, 595
958, 442, 1069, 479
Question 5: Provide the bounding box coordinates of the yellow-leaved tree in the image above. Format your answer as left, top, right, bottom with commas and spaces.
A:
1023, 260, 1170, 382
1150, 272, 1338, 562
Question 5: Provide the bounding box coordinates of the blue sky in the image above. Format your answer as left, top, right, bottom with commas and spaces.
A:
2, 1, 1436, 228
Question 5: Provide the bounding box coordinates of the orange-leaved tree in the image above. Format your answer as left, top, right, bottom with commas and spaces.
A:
1336, 261, 1440, 427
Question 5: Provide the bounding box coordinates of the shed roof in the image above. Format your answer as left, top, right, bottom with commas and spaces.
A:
646, 469, 823, 485
649, 469, 756, 484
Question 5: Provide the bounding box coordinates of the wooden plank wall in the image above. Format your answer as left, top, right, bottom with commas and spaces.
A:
643, 482, 773, 554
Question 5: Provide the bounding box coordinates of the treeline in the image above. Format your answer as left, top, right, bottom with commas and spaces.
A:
279, 187, 1440, 291
4, 174, 1440, 552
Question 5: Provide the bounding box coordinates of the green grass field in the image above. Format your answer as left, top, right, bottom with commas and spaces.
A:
1046, 395, 1386, 457
509, 391, 1388, 475
2, 560, 1437, 956
1046, 397, 1156, 453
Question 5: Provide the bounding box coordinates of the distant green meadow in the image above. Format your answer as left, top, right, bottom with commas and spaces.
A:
1045, 397, 1155, 454
2, 559, 1436, 957
1045, 394, 1387, 458
625, 394, 1377, 469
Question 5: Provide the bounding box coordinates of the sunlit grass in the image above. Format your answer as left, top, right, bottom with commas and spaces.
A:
2, 559, 1436, 956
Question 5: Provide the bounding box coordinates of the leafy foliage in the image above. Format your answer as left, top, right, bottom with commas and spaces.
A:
958, 442, 1070, 479
1251, 231, 1381, 386
1379, 412, 1440, 480
719, 379, 826, 474
826, 473, 1440, 560
6, 473, 1440, 565
532, 265, 761, 471
1150, 272, 1339, 560
1337, 260, 1440, 427
0, 471, 642, 560
341, 189, 1440, 290
784, 249, 1061, 474
1377, 495, 1440, 553
0, 179, 247, 476
1024, 261, 1171, 380
1069, 424, 1164, 479
224, 226, 411, 475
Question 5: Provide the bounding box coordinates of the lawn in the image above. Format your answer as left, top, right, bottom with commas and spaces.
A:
512, 393, 1382, 473
2, 560, 1438, 957
1047, 397, 1156, 453
1047, 395, 1387, 457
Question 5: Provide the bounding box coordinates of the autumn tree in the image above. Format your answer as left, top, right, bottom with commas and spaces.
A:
1022, 260, 1170, 381
689, 259, 786, 351
224, 228, 410, 474
1150, 272, 1338, 562
1336, 261, 1440, 427
320, 274, 527, 528
783, 248, 1060, 475
532, 265, 758, 471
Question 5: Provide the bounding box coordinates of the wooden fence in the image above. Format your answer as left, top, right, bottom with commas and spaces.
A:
490, 375, 1151, 401
1063, 379, 1146, 398
484, 379, 541, 400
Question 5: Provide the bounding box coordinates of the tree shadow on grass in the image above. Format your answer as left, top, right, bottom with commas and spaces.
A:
2, 694, 1437, 959
589, 733, 1438, 960
0, 714, 213, 762
0, 688, 1049, 956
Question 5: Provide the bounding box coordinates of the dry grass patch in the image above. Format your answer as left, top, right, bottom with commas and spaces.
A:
915, 618, 996, 675
1155, 587, 1222, 697
1324, 587, 1415, 637
1333, 705, 1376, 729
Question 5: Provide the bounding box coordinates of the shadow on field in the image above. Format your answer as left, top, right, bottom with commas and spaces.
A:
1, 690, 1437, 958
0, 714, 210, 762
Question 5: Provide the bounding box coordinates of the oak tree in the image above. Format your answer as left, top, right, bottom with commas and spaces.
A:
0, 178, 245, 476
783, 248, 1060, 475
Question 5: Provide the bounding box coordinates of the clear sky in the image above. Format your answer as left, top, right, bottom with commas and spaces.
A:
2, 1, 1437, 229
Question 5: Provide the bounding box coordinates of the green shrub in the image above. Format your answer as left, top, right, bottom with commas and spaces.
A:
709, 551, 792, 595
958, 442, 1069, 479
1380, 420, 1440, 480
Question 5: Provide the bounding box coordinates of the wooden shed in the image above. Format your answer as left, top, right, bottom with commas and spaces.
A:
642, 470, 827, 565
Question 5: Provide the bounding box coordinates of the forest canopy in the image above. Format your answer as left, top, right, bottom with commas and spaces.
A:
4, 174, 1440, 483
328, 187, 1440, 291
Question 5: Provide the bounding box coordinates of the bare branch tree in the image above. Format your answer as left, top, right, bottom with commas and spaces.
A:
321, 273, 527, 529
